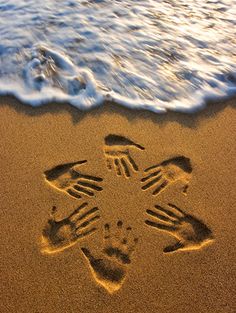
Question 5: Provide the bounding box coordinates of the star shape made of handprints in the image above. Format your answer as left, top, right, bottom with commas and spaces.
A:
41, 134, 214, 293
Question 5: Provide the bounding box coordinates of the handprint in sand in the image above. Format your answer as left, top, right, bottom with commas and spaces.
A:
141, 156, 192, 196
41, 203, 100, 254
44, 160, 103, 199
145, 203, 214, 253
81, 221, 138, 293
104, 134, 145, 178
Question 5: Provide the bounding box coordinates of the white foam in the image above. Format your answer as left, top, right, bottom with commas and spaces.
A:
0, 0, 235, 113
0, 45, 104, 109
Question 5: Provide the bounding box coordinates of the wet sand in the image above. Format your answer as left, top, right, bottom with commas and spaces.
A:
0, 96, 235, 312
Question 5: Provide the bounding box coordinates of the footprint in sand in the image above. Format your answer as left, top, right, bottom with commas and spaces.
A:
44, 160, 103, 199
141, 156, 192, 195
103, 134, 145, 178
145, 203, 214, 253
81, 221, 138, 293
41, 203, 100, 254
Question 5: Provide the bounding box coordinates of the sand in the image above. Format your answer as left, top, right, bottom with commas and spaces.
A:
0, 96, 235, 313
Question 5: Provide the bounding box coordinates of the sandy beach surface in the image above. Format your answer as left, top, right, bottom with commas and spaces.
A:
0, 96, 235, 313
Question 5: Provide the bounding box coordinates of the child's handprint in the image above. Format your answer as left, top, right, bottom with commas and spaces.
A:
81, 221, 138, 293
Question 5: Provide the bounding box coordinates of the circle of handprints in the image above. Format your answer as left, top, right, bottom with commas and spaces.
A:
41, 134, 214, 293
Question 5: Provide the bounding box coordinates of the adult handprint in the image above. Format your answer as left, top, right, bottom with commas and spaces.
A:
41, 203, 100, 254
141, 156, 192, 195
145, 203, 213, 253
104, 134, 145, 178
44, 160, 103, 199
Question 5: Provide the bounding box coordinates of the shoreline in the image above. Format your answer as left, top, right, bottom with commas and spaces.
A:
0, 94, 235, 128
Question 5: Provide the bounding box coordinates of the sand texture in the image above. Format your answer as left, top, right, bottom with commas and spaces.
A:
0, 97, 235, 313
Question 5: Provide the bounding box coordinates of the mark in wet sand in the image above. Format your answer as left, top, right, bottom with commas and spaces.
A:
81, 220, 138, 293
44, 160, 103, 199
145, 203, 214, 253
104, 134, 145, 178
141, 156, 192, 195
41, 203, 100, 254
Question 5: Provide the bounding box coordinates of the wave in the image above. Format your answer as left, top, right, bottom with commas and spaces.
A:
0, 0, 235, 113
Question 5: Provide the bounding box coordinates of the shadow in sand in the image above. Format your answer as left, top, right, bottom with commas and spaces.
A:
0, 95, 235, 128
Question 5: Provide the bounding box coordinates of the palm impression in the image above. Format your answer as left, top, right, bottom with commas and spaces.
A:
41, 203, 100, 254
104, 134, 145, 178
44, 160, 103, 199
142, 156, 192, 196
145, 203, 214, 253
81, 221, 138, 293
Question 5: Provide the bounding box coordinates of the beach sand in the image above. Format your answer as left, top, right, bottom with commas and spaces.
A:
0, 96, 235, 313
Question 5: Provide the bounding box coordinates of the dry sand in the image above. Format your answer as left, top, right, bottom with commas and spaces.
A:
0, 96, 235, 313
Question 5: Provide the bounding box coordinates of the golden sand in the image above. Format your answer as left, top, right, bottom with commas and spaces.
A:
0, 96, 235, 312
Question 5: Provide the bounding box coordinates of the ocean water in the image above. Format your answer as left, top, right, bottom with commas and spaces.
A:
0, 0, 235, 113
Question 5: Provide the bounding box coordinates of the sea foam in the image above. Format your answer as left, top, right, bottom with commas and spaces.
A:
0, 0, 235, 113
